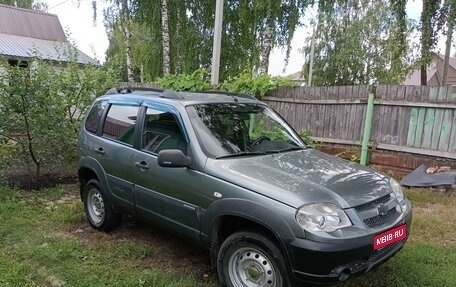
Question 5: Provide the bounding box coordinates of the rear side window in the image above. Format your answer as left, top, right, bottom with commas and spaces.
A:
85, 101, 107, 133
102, 105, 139, 145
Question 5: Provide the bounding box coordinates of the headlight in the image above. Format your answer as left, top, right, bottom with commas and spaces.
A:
296, 203, 352, 232
390, 179, 404, 203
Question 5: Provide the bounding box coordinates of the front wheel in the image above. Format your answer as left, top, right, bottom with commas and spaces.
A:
217, 231, 290, 287
82, 179, 120, 232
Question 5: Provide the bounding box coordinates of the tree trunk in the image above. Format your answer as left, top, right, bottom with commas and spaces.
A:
119, 0, 134, 83
442, 3, 455, 85
259, 4, 274, 75
259, 17, 273, 75
161, 0, 171, 75
123, 24, 135, 83
420, 0, 433, 86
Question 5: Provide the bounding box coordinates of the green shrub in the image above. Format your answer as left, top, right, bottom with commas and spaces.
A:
156, 69, 211, 91
220, 72, 295, 98
0, 57, 116, 187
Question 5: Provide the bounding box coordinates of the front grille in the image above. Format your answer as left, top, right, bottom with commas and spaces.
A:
355, 194, 391, 212
363, 208, 396, 227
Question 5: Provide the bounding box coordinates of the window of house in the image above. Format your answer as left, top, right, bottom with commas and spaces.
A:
141, 108, 187, 155
102, 105, 139, 145
8, 59, 28, 68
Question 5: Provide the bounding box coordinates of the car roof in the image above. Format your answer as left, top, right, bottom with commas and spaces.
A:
98, 87, 263, 107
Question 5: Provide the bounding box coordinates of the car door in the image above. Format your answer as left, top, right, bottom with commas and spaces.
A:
131, 103, 204, 240
94, 102, 141, 212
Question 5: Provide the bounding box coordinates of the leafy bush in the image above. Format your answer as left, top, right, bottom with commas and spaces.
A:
155, 70, 295, 98
156, 69, 211, 91
219, 72, 295, 98
0, 57, 116, 187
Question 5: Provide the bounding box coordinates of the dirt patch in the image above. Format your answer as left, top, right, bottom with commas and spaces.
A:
2, 164, 77, 190
52, 189, 216, 283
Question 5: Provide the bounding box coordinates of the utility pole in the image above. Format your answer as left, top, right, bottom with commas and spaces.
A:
308, 26, 316, 86
211, 0, 224, 87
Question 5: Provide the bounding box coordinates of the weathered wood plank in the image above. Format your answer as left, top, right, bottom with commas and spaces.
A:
421, 108, 435, 149
448, 110, 456, 153
438, 109, 453, 151
414, 108, 426, 148
406, 107, 419, 146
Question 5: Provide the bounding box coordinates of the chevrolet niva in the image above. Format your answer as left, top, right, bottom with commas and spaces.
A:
77, 87, 412, 287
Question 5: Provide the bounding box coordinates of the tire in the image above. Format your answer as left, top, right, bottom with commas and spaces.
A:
217, 231, 290, 287
82, 179, 120, 232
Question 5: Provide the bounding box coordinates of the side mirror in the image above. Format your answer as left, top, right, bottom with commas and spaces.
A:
157, 149, 191, 168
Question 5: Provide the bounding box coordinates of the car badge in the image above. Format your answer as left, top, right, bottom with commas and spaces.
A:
377, 203, 388, 216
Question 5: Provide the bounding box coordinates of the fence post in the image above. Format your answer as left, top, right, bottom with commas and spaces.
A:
360, 93, 375, 165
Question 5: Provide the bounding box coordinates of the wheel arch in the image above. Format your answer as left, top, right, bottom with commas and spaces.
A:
202, 199, 296, 270
78, 156, 109, 200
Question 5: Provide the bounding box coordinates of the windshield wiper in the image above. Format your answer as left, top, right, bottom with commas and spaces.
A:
265, 146, 306, 154
216, 151, 267, 159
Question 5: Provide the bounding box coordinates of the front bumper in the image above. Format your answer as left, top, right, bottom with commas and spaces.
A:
286, 200, 412, 284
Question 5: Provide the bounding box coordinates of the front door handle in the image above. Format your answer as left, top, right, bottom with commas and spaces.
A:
135, 161, 149, 170
94, 147, 105, 154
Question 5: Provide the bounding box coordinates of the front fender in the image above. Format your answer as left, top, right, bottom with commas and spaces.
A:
201, 198, 299, 246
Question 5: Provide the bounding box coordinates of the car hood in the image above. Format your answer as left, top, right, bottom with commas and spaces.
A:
205, 149, 392, 209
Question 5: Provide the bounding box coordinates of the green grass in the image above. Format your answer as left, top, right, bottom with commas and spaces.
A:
0, 185, 455, 286
0, 185, 216, 287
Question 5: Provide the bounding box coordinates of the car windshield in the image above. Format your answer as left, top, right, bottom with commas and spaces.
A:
186, 103, 306, 158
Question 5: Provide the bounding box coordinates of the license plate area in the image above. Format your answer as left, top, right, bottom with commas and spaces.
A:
373, 224, 407, 250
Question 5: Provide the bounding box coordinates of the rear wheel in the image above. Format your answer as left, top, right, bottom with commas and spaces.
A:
217, 231, 290, 287
83, 179, 120, 231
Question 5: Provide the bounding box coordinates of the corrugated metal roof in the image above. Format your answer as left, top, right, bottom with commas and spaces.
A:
0, 33, 97, 65
0, 4, 66, 41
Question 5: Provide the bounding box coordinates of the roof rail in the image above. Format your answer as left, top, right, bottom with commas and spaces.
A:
105, 86, 164, 95
159, 90, 183, 100
190, 90, 258, 101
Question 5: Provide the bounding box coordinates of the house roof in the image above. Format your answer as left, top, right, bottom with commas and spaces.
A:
0, 4, 66, 41
437, 53, 456, 70
403, 68, 438, 85
0, 33, 97, 64
0, 4, 97, 65
403, 53, 456, 85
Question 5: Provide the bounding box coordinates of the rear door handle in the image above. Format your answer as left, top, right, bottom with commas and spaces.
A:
94, 147, 105, 154
135, 161, 149, 170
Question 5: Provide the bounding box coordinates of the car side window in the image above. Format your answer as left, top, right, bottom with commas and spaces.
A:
102, 104, 139, 145
141, 108, 187, 155
85, 101, 107, 133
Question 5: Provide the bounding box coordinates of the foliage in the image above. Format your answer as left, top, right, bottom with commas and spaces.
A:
219, 72, 295, 98
304, 0, 416, 85
155, 69, 295, 98
155, 69, 211, 91
0, 57, 116, 187
104, 0, 312, 82
297, 130, 315, 148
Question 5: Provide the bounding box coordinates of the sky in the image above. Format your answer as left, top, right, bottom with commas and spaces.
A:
46, 0, 452, 77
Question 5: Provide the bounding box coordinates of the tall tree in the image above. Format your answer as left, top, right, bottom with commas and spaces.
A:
94, 0, 136, 82
305, 0, 414, 85
161, 0, 170, 75
442, 0, 456, 85
420, 0, 442, 85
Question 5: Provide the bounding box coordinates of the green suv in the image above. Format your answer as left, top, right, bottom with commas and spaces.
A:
77, 87, 412, 286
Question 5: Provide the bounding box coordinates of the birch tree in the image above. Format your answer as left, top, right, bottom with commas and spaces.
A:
161, 0, 170, 75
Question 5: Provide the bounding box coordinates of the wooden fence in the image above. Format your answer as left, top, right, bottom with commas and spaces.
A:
263, 85, 456, 160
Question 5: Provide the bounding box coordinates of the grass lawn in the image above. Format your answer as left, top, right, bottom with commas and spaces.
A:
0, 184, 455, 287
